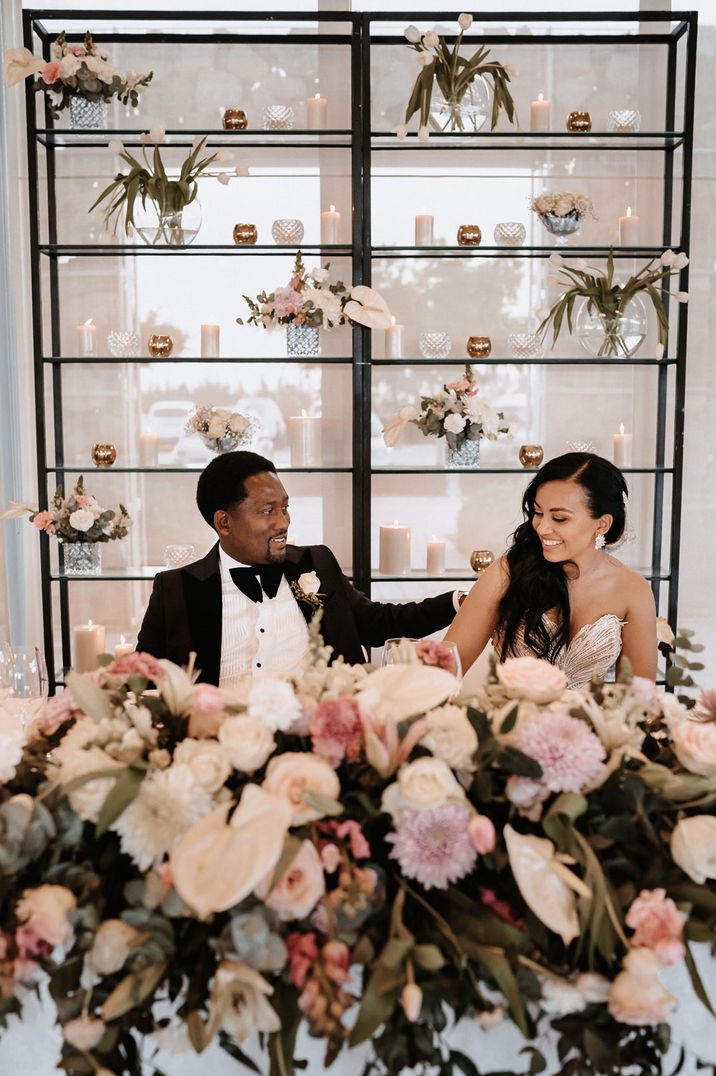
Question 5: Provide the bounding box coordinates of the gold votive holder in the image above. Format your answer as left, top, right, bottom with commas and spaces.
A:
147, 334, 174, 358
222, 108, 248, 131
457, 224, 482, 246
466, 335, 492, 359
233, 223, 258, 245
518, 444, 544, 468
470, 550, 495, 574
91, 443, 117, 468
566, 110, 592, 133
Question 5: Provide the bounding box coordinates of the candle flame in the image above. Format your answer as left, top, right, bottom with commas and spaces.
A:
619, 423, 625, 435
538, 93, 544, 102
88, 619, 93, 628
314, 92, 321, 100
390, 315, 396, 326
431, 535, 437, 541
301, 409, 307, 418
120, 634, 125, 644
393, 520, 399, 526
83, 318, 94, 326
626, 206, 632, 216
329, 204, 335, 212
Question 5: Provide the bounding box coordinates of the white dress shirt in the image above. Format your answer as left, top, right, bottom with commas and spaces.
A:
218, 546, 309, 690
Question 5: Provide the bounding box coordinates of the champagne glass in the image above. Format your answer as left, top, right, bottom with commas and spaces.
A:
3, 647, 48, 728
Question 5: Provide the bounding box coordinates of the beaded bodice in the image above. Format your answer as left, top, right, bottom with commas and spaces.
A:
508, 613, 625, 689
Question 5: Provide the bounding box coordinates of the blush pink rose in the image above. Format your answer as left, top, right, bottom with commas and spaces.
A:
415, 639, 458, 673
285, 931, 319, 988
191, 683, 225, 714
28, 691, 79, 738
107, 651, 164, 680
468, 814, 496, 854
41, 60, 63, 84
259, 840, 325, 922
625, 888, 686, 966
32, 510, 56, 534
310, 697, 363, 765
445, 379, 471, 393
15, 885, 76, 948
608, 948, 676, 1025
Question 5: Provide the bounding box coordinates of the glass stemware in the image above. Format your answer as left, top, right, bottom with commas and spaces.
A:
3, 647, 48, 728
0, 642, 14, 702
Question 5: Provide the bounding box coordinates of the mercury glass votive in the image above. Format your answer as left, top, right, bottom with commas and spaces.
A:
233, 223, 258, 245
147, 334, 174, 358
262, 105, 294, 130
608, 109, 641, 133
222, 108, 248, 130
507, 332, 543, 359
493, 222, 526, 247
457, 224, 482, 246
566, 110, 592, 133
470, 550, 495, 574
518, 444, 544, 468
466, 335, 492, 358
271, 218, 305, 244
418, 331, 451, 359
107, 330, 140, 358
91, 443, 117, 468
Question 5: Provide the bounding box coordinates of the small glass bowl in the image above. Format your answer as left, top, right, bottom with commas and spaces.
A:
566, 440, 595, 453
507, 332, 543, 359
107, 330, 140, 357
271, 218, 305, 244
262, 105, 294, 130
608, 109, 641, 133
164, 544, 195, 568
418, 331, 451, 359
493, 222, 526, 247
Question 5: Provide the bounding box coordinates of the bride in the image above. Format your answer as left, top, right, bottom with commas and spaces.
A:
445, 452, 657, 688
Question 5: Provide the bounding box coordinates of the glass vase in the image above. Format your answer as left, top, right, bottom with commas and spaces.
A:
539, 211, 582, 245
286, 324, 320, 357
445, 438, 481, 469
135, 198, 202, 246
429, 77, 491, 133
575, 294, 647, 358
199, 433, 240, 454
69, 97, 108, 130
63, 542, 102, 576
418, 331, 451, 359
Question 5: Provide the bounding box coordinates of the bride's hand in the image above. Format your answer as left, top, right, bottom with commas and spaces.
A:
444, 557, 510, 677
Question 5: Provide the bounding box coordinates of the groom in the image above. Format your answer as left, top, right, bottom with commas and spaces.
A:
136, 451, 464, 686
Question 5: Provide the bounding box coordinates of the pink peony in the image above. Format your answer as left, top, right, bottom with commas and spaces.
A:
272, 287, 303, 318
106, 651, 164, 681
259, 840, 325, 922
415, 639, 458, 674
517, 712, 605, 793
32, 510, 56, 534
387, 805, 477, 890
625, 889, 686, 966
468, 814, 496, 854
310, 697, 363, 765
41, 60, 63, 84
286, 932, 319, 988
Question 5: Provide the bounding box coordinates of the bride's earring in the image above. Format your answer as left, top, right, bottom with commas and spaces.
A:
594, 532, 606, 550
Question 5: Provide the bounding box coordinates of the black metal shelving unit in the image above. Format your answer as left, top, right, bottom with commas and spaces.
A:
21, 9, 696, 689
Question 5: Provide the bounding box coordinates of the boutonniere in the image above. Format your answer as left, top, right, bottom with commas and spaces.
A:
290, 571, 323, 609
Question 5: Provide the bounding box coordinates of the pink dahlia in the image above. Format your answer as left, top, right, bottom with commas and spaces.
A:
625, 888, 686, 966
272, 287, 303, 318
517, 711, 605, 793
387, 805, 477, 890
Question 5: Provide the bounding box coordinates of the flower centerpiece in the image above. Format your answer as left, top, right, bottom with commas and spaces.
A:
186, 406, 257, 455
1, 622, 716, 1076
89, 128, 237, 246
530, 191, 597, 243
237, 250, 392, 357
382, 362, 508, 469
3, 31, 152, 127
398, 13, 517, 137
539, 248, 689, 358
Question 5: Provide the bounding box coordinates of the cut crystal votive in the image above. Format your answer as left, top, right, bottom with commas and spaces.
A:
493, 222, 526, 247
507, 332, 543, 359
164, 544, 195, 568
608, 109, 641, 133
262, 105, 294, 130
418, 331, 451, 359
567, 440, 595, 453
107, 330, 140, 358
271, 218, 305, 244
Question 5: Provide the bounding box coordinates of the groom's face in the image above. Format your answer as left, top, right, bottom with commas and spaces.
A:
215, 471, 290, 565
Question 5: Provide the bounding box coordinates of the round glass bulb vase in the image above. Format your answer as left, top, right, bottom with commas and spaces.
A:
286, 324, 320, 358
575, 293, 647, 358
135, 198, 202, 247
69, 96, 108, 130
63, 542, 102, 577
429, 77, 490, 133
445, 438, 481, 469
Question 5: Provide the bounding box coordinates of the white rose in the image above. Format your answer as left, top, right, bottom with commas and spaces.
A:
0, 714, 25, 782
16, 884, 77, 947
63, 1015, 106, 1051
218, 716, 275, 773
576, 972, 611, 1003
68, 508, 95, 532
173, 738, 231, 793
497, 656, 568, 704
608, 948, 675, 1026
206, 414, 227, 439
382, 757, 465, 818
671, 815, 716, 884
669, 719, 716, 778
421, 704, 477, 772
60, 746, 123, 823
297, 571, 320, 596
262, 752, 340, 825
247, 678, 302, 733
444, 412, 466, 434
310, 267, 329, 283
540, 977, 586, 1016
458, 13, 473, 31
90, 918, 144, 975
464, 397, 500, 438
60, 54, 81, 77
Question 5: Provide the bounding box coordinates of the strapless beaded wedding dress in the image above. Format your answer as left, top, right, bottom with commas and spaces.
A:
507, 613, 625, 689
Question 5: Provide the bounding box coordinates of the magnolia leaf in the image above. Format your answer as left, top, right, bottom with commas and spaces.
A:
465, 940, 530, 1037
66, 671, 113, 721
546, 792, 588, 823
381, 936, 414, 970
95, 766, 145, 837
187, 1010, 208, 1053
300, 789, 343, 817
267, 834, 303, 892
348, 974, 397, 1047
101, 960, 167, 1021
684, 939, 716, 1016
413, 943, 446, 971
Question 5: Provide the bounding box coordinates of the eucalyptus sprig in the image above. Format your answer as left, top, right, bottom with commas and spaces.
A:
537, 248, 689, 357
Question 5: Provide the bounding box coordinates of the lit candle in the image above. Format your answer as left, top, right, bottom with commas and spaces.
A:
287, 411, 322, 467
139, 431, 160, 467
73, 619, 105, 674
618, 206, 640, 247
530, 93, 551, 132
426, 536, 446, 575
200, 324, 220, 358
379, 521, 411, 576
75, 318, 97, 356
415, 214, 434, 246
113, 635, 134, 659
306, 92, 327, 130
384, 316, 405, 359
613, 423, 633, 468
320, 205, 341, 244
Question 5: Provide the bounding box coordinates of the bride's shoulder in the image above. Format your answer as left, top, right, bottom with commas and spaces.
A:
604, 557, 655, 606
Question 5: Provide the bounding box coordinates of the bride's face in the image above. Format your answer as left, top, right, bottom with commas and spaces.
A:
531, 479, 610, 562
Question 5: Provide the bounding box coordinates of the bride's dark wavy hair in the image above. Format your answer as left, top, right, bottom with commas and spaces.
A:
497, 453, 628, 660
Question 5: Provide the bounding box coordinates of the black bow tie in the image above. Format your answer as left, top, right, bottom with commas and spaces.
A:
230, 564, 286, 603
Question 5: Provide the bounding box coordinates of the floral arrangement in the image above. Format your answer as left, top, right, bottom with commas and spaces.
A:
382, 362, 508, 451
0, 623, 715, 1076
398, 13, 517, 137
1, 475, 131, 544
539, 248, 690, 357
530, 191, 597, 223
237, 251, 391, 332
186, 406, 256, 451
3, 31, 152, 119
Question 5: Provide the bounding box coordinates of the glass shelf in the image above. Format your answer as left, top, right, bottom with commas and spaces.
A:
46, 466, 351, 474
373, 357, 675, 367
45, 356, 353, 365
39, 244, 352, 258
372, 466, 673, 475
372, 246, 671, 260
37, 129, 354, 149
373, 567, 672, 582
371, 132, 684, 151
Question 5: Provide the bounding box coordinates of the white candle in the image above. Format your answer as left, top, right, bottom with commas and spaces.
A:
618, 206, 640, 246
613, 423, 633, 468
287, 411, 322, 467
139, 432, 160, 467
379, 521, 411, 576
320, 205, 341, 244
306, 92, 327, 130
415, 214, 434, 246
426, 536, 446, 575
384, 316, 405, 359
73, 620, 105, 674
530, 93, 551, 132
113, 635, 134, 659
75, 318, 97, 356
200, 324, 220, 358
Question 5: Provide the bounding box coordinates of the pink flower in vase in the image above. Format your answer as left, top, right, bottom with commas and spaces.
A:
445, 379, 471, 393
272, 287, 303, 318
40, 61, 63, 84
32, 511, 56, 534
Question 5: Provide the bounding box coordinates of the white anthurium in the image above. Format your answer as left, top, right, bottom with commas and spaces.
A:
504, 824, 591, 945
382, 405, 419, 448
170, 784, 292, 919
357, 663, 458, 724
343, 285, 392, 329
157, 659, 198, 716
3, 47, 45, 86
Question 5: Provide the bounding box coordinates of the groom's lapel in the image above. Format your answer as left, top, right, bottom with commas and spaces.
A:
183, 545, 222, 684
283, 545, 333, 625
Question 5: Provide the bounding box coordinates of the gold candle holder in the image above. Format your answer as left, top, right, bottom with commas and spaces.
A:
91, 443, 117, 468
457, 224, 482, 246
566, 110, 592, 132
470, 550, 495, 574
222, 108, 248, 130
466, 335, 492, 359
518, 444, 544, 468
147, 334, 174, 358
233, 223, 258, 245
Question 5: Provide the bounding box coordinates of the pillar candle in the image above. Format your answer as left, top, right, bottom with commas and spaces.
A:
200, 324, 220, 358
426, 537, 446, 575
306, 92, 327, 130
139, 432, 160, 467
113, 635, 134, 659
530, 93, 551, 132
384, 316, 405, 359
320, 205, 341, 244
379, 521, 411, 575
76, 319, 97, 356
618, 206, 640, 246
613, 423, 633, 468
288, 412, 322, 467
73, 620, 105, 674
415, 214, 434, 246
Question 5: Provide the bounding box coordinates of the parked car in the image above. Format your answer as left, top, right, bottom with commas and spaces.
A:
144, 400, 195, 455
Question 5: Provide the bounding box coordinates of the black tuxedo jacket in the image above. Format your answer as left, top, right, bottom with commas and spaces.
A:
136, 543, 456, 684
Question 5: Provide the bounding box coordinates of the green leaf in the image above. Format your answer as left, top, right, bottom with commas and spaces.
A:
546, 791, 588, 823
66, 671, 113, 720
101, 960, 167, 1021
348, 973, 397, 1047
381, 936, 414, 969
412, 943, 446, 971
186, 1010, 207, 1053
267, 834, 303, 892
499, 703, 519, 735
300, 789, 343, 817
684, 939, 716, 1017
466, 941, 530, 1036
496, 746, 543, 779
95, 766, 146, 837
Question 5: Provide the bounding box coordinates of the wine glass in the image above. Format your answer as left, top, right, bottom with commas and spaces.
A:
381, 638, 418, 667
3, 647, 48, 729
0, 642, 13, 702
